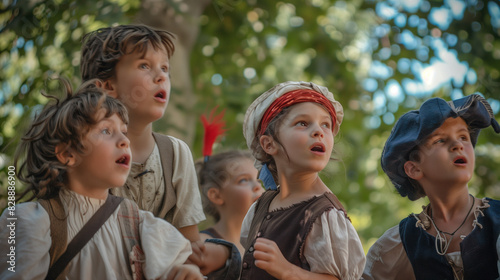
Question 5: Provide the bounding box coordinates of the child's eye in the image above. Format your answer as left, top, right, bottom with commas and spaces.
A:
161, 66, 169, 72
101, 128, 111, 135
322, 122, 332, 129
139, 63, 149, 69
295, 121, 307, 127
239, 178, 249, 184
434, 138, 444, 144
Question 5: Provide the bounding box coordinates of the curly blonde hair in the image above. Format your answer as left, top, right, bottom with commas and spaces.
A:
15, 79, 128, 201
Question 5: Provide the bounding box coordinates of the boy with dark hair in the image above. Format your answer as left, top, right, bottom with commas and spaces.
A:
363, 94, 500, 280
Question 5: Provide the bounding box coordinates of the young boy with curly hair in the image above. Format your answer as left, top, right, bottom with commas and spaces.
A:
0, 80, 203, 279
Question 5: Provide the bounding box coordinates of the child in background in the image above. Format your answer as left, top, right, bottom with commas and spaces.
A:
363, 94, 500, 280
241, 81, 366, 280
196, 108, 264, 255
0, 80, 202, 279
80, 24, 236, 277
197, 150, 264, 255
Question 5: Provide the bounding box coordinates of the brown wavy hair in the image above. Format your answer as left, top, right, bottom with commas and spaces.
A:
80, 24, 175, 81
15, 78, 128, 201
196, 150, 255, 222
250, 107, 292, 185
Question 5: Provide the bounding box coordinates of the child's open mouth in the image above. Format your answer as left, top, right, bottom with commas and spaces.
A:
310, 143, 325, 153
154, 90, 167, 102
453, 156, 467, 165
116, 154, 131, 167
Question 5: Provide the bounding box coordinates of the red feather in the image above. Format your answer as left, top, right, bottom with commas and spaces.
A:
201, 108, 226, 157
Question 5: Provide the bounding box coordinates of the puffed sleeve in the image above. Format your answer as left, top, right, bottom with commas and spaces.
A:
139, 209, 192, 279
304, 208, 365, 280
362, 225, 415, 280
0, 202, 51, 280
169, 136, 206, 228
240, 202, 257, 248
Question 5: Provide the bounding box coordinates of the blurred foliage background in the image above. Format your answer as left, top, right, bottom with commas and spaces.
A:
1, 0, 500, 252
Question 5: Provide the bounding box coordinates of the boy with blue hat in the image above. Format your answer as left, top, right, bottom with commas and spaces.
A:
363, 94, 500, 280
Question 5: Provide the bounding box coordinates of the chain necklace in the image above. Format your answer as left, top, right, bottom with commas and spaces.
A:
425, 194, 474, 256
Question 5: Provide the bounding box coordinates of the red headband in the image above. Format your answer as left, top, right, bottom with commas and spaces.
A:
258, 89, 337, 136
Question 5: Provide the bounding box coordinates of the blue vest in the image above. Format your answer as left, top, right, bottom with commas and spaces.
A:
399, 198, 500, 280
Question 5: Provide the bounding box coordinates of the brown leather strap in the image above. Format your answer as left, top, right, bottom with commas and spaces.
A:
44, 195, 124, 280
39, 197, 68, 280
152, 132, 176, 221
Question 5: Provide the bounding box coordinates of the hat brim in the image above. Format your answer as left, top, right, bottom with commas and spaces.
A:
381, 94, 500, 200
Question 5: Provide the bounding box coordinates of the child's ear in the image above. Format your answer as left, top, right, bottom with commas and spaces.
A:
55, 144, 77, 167
259, 135, 278, 155
404, 161, 423, 180
99, 80, 118, 98
207, 188, 224, 206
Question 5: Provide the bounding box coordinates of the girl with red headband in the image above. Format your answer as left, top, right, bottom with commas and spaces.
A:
240, 81, 365, 280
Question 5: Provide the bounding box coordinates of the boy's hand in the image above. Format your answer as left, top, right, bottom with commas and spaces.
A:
186, 240, 229, 275
166, 264, 204, 280
253, 238, 293, 279
186, 241, 206, 268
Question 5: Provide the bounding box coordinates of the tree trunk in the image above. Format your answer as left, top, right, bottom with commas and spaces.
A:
136, 0, 212, 146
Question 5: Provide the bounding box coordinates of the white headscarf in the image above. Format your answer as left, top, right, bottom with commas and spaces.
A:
243, 81, 344, 150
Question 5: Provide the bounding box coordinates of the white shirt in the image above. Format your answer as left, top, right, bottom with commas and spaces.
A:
0, 189, 192, 280
111, 136, 205, 228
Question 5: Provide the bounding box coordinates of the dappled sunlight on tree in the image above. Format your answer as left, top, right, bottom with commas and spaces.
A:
362, 0, 500, 203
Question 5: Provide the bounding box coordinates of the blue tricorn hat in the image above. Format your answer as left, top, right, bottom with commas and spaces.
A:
381, 94, 500, 201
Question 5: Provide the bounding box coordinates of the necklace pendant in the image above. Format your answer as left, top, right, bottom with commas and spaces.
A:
436, 233, 449, 255
438, 235, 446, 243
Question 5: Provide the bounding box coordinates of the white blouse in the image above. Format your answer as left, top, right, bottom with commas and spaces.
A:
241, 200, 366, 280
0, 189, 191, 280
